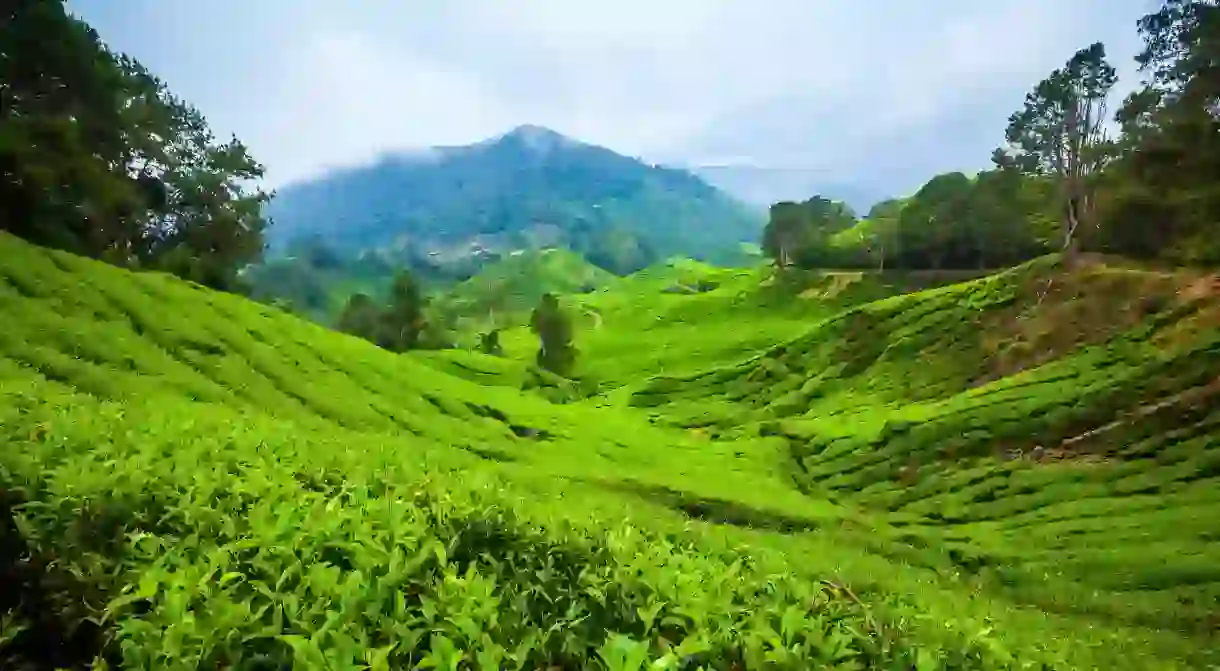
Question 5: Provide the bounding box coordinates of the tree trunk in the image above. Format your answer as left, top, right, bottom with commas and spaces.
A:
1063, 196, 1081, 268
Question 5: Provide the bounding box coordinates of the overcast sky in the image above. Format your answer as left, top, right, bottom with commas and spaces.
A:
68, 1, 1158, 190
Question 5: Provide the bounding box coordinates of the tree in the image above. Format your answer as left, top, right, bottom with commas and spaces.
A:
761, 201, 805, 267
971, 169, 1051, 267
1096, 0, 1220, 263
1, 0, 143, 252
336, 293, 380, 340
0, 0, 271, 291
478, 329, 505, 356
896, 172, 974, 269
761, 196, 858, 268
994, 42, 1118, 263
1131, 0, 1219, 112
865, 199, 905, 270
530, 293, 576, 377
378, 271, 427, 352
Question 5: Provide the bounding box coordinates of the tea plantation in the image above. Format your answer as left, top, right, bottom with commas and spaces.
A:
2, 232, 1218, 669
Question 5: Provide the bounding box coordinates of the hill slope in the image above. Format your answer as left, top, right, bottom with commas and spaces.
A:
432, 248, 614, 333
265, 125, 761, 274
1, 233, 1217, 669
629, 256, 1220, 641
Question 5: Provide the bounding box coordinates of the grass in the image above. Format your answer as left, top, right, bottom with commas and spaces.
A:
1, 231, 1217, 669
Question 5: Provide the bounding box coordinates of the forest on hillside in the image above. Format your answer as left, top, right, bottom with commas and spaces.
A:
762, 10, 1219, 272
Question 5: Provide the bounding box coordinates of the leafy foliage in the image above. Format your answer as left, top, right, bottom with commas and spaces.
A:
763, 173, 1054, 272
2, 230, 1218, 669
765, 4, 1215, 272
1093, 0, 1220, 264
335, 270, 441, 352
530, 293, 578, 377
993, 42, 1118, 259
0, 0, 271, 291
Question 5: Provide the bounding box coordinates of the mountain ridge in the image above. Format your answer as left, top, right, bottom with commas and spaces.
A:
264, 125, 762, 275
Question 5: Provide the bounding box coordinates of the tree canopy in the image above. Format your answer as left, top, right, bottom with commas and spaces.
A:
1, 0, 271, 291
761, 1, 1219, 272
530, 293, 577, 377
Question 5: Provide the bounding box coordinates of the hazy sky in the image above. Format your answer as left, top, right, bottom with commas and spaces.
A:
68, 1, 1158, 189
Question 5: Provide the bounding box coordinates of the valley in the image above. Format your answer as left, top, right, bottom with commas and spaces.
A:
4, 1, 1220, 668
3, 231, 1219, 669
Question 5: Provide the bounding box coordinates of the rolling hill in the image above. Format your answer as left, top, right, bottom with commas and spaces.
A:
431, 248, 615, 334
264, 125, 762, 276
2, 232, 1218, 669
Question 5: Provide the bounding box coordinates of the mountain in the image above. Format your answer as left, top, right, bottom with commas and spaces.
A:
264, 125, 762, 275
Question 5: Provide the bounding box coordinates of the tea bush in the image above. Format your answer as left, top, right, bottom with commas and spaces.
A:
1, 233, 1217, 668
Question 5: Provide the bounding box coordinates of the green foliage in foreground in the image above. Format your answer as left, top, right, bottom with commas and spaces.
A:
1, 232, 1217, 669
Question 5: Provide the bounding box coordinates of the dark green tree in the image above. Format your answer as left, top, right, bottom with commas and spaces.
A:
336, 293, 380, 341
761, 201, 806, 267
1, 0, 143, 253
761, 196, 857, 268
1095, 0, 1220, 263
530, 292, 576, 377
377, 271, 427, 352
994, 42, 1118, 263
895, 172, 974, 269
865, 199, 905, 270
478, 329, 505, 356
0, 0, 271, 291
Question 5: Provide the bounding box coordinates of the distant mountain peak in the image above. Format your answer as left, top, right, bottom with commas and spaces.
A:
264, 124, 762, 272
492, 124, 576, 153
503, 123, 563, 139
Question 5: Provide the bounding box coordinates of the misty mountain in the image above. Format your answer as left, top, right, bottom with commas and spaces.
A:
264, 125, 762, 275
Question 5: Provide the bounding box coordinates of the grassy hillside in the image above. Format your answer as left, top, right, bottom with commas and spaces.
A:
496, 258, 985, 389
433, 248, 614, 334
1, 232, 1217, 669
631, 255, 1220, 645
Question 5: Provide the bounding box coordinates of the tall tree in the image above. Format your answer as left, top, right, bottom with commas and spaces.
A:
336, 293, 381, 340
994, 42, 1118, 263
1098, 0, 1220, 263
761, 196, 857, 268
761, 202, 805, 267
530, 293, 576, 377
0, 0, 271, 290
865, 199, 905, 271
378, 271, 427, 352
896, 172, 974, 270
1132, 0, 1219, 111
1, 0, 141, 252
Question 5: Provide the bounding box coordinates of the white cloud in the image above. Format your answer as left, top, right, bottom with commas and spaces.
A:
67, 0, 1157, 189
255, 31, 515, 185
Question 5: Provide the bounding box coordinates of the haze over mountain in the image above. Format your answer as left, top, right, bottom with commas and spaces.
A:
71, 0, 1148, 197
265, 125, 761, 274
